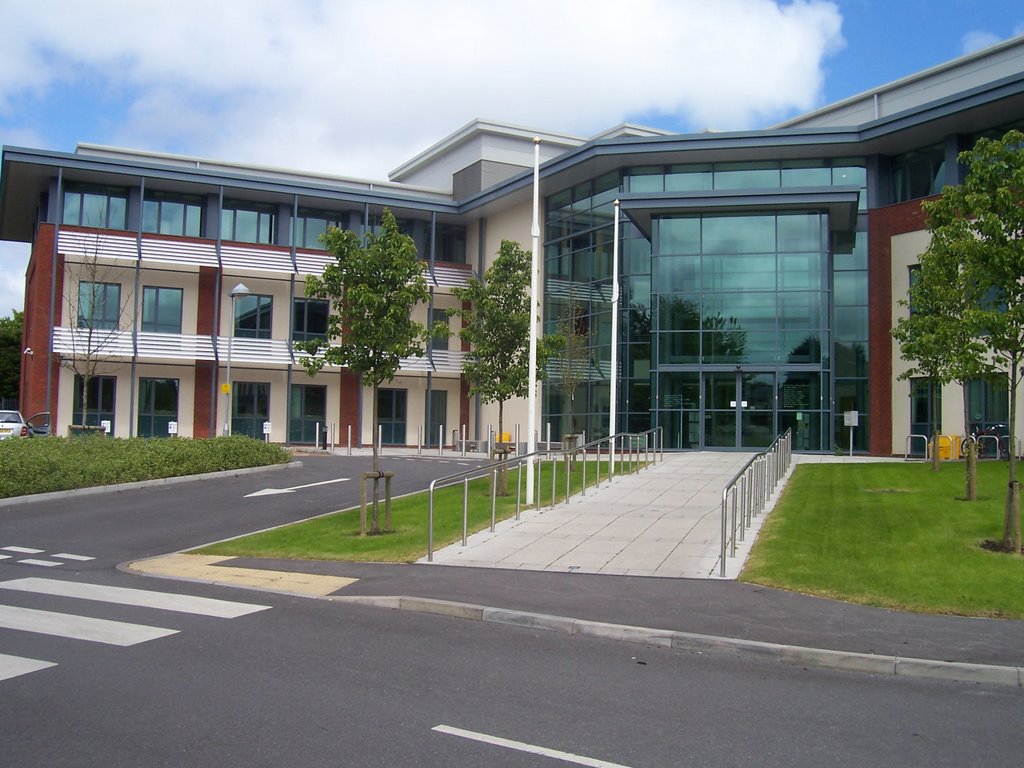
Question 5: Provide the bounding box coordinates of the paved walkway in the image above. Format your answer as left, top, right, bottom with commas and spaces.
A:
423, 452, 759, 578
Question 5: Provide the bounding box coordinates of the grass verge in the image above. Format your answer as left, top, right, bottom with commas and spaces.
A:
741, 461, 1024, 618
199, 458, 642, 563
0, 435, 291, 499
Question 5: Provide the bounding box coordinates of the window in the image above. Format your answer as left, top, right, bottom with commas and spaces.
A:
292, 298, 329, 342
221, 202, 276, 244
232, 382, 270, 439
289, 384, 326, 443
78, 282, 121, 330
137, 378, 179, 437
910, 378, 941, 444
293, 209, 347, 250
73, 375, 116, 432
435, 224, 467, 263
63, 185, 128, 230
377, 388, 407, 445
141, 286, 183, 334
143, 193, 203, 237
430, 308, 449, 351
890, 145, 946, 203
235, 294, 273, 339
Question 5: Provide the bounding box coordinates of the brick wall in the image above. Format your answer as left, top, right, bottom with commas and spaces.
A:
867, 196, 935, 456
20, 224, 64, 420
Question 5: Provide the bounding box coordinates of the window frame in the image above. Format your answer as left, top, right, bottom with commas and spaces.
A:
77, 281, 122, 331
141, 285, 184, 334
234, 293, 274, 339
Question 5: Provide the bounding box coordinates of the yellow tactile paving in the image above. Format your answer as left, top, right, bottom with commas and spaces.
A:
127, 553, 358, 596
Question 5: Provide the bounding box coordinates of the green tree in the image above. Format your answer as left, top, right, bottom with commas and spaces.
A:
0, 311, 22, 401
298, 209, 438, 530
924, 129, 1024, 552
448, 240, 558, 446
892, 251, 990, 483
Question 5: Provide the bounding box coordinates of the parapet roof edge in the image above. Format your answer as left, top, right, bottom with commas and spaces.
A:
1, 144, 461, 216
774, 32, 1024, 129
75, 142, 451, 197
388, 118, 585, 181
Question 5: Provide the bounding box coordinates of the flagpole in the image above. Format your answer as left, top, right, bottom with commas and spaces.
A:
526, 138, 540, 505
609, 199, 620, 441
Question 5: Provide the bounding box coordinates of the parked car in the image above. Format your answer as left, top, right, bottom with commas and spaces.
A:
0, 410, 50, 439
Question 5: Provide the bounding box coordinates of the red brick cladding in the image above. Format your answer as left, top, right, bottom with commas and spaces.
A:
867, 196, 936, 456
20, 223, 64, 420
192, 266, 220, 437
339, 373, 361, 446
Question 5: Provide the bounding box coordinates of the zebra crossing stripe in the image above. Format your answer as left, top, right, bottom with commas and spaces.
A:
0, 653, 57, 682
0, 605, 178, 646
0, 578, 271, 618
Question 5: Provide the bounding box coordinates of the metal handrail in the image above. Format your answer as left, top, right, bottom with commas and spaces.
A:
719, 429, 793, 577
427, 427, 663, 562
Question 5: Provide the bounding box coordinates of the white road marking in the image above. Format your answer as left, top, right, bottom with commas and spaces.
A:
0, 555, 10, 560
0, 578, 271, 618
0, 653, 57, 681
432, 725, 633, 768
245, 477, 350, 497
53, 553, 94, 561
2, 547, 44, 554
0, 605, 177, 646
17, 559, 62, 567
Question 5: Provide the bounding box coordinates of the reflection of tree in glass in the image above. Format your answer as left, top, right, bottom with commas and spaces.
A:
659, 296, 746, 362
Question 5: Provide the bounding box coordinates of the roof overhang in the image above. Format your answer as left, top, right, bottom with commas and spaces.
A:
618, 187, 861, 240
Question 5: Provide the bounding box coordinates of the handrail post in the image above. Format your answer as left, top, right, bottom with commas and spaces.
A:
428, 483, 435, 562
462, 477, 469, 546
582, 445, 587, 496
720, 486, 729, 577
490, 464, 498, 532
516, 459, 523, 520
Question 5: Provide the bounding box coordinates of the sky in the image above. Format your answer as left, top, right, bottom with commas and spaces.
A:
1, 0, 1022, 317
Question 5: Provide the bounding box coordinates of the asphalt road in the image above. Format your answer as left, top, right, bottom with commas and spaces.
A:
1, 454, 1021, 766
0, 452, 489, 567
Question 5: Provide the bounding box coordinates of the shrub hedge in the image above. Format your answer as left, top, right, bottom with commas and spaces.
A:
0, 435, 290, 499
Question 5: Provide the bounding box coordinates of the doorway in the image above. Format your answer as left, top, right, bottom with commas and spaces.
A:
703, 371, 775, 449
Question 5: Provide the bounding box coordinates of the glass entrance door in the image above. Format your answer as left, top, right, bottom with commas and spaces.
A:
703, 371, 776, 449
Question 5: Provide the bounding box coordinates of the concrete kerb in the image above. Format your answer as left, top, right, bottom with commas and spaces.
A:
329, 594, 1024, 688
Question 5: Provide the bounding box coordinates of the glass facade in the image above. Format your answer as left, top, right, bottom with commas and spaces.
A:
542, 158, 870, 451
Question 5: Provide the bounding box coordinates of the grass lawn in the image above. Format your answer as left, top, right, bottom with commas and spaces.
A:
741, 461, 1024, 618
200, 458, 642, 563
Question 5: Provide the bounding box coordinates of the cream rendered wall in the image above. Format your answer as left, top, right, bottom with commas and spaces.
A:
889, 228, 1024, 454
357, 375, 461, 447
217, 273, 293, 340
134, 363, 196, 438
476, 199, 535, 441
216, 366, 290, 442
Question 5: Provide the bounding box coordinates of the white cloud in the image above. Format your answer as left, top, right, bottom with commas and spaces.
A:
0, 0, 845, 178
962, 30, 1003, 54
0, 242, 29, 318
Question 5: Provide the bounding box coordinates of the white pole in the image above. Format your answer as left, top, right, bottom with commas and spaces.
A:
527, 138, 541, 504
609, 200, 620, 442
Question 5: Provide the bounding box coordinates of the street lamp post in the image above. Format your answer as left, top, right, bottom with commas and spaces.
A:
223, 282, 250, 436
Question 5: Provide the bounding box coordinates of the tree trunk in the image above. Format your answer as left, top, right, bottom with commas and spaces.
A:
1004, 360, 1021, 553
966, 441, 977, 501
492, 399, 509, 496
371, 380, 380, 533
931, 428, 940, 472
962, 382, 977, 501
